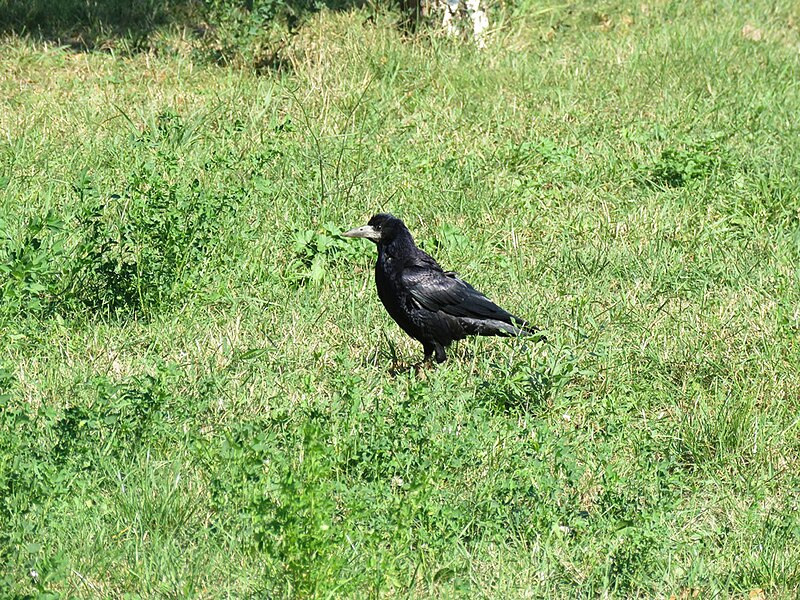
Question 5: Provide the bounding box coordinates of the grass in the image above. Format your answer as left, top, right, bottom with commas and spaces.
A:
2, 0, 800, 597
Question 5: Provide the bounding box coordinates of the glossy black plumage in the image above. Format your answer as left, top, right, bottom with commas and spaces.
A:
343, 213, 535, 363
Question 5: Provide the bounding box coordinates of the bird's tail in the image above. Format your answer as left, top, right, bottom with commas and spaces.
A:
494, 317, 546, 341
462, 313, 546, 341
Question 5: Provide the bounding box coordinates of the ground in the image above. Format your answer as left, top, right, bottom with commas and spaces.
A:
1, 0, 800, 597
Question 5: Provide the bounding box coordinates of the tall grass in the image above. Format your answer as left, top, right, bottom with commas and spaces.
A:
2, 0, 800, 597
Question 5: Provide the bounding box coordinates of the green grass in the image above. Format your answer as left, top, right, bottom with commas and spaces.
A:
2, 0, 800, 597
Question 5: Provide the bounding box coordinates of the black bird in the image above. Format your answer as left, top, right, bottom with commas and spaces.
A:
342, 213, 537, 363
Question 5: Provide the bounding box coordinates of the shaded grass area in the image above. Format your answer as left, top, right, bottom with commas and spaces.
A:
0, 0, 196, 52
2, 0, 800, 597
0, 0, 372, 66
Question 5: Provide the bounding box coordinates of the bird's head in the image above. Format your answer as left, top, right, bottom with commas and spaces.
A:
342, 213, 409, 245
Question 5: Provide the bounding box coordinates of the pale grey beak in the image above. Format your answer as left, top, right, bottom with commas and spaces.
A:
342, 224, 381, 242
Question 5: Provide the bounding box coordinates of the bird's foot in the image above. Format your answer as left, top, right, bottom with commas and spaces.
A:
389, 360, 415, 376
413, 358, 439, 375
389, 358, 437, 376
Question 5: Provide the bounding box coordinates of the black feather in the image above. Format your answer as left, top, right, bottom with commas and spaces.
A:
344, 213, 539, 363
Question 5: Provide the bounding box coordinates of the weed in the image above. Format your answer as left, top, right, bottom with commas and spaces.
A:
0, 213, 64, 319
649, 136, 728, 187
287, 222, 371, 286
66, 170, 237, 317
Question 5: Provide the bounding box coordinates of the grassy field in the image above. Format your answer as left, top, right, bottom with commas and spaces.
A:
2, 0, 800, 597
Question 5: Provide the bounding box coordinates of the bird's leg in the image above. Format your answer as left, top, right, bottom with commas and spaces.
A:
434, 343, 447, 364
411, 342, 439, 372
421, 341, 447, 364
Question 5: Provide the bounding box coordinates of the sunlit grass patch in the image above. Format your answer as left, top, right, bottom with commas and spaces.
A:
2, 0, 800, 597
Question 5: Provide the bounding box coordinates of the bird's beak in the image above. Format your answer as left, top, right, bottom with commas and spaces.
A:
342, 224, 381, 242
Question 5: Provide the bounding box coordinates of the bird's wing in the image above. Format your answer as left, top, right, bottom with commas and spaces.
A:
402, 266, 517, 322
